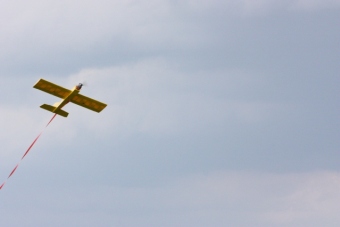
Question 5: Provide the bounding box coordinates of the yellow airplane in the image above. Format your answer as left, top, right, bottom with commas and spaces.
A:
33, 78, 107, 117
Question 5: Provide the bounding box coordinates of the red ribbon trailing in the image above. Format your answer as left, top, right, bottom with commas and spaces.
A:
0, 114, 57, 190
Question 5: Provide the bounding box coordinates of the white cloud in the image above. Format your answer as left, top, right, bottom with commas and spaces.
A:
259, 172, 340, 225
61, 59, 287, 137
0, 0, 196, 60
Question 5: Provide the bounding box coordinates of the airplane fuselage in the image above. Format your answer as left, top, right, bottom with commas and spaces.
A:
53, 87, 80, 112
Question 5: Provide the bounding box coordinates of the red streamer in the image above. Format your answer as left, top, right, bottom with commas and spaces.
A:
21, 133, 42, 160
0, 114, 57, 190
8, 165, 19, 178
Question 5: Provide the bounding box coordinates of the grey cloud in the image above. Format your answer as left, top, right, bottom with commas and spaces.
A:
1, 171, 340, 227
0, 1, 339, 226
0, 0, 337, 76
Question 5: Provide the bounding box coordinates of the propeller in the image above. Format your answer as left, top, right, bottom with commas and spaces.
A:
81, 81, 88, 87
76, 81, 88, 90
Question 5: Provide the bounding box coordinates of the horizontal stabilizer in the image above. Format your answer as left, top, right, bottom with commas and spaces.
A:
40, 104, 69, 117
40, 104, 55, 112
55, 109, 69, 117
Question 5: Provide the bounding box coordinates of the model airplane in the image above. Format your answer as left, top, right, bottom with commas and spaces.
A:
33, 78, 107, 117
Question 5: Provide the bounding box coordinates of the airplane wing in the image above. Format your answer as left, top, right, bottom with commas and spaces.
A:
33, 79, 71, 99
70, 94, 107, 113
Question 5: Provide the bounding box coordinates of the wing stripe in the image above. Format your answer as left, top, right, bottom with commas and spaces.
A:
33, 79, 71, 99
71, 94, 107, 112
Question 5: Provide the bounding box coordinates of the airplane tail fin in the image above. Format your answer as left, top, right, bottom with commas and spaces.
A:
40, 104, 69, 117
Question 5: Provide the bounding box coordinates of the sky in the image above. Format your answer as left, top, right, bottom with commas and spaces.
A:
0, 0, 339, 226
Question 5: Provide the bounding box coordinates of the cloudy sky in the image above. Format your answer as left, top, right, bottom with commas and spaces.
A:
0, 0, 339, 226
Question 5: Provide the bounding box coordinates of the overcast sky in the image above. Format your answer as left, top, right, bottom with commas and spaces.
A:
0, 0, 339, 226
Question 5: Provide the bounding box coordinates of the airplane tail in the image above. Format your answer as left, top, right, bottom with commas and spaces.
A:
40, 104, 69, 117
